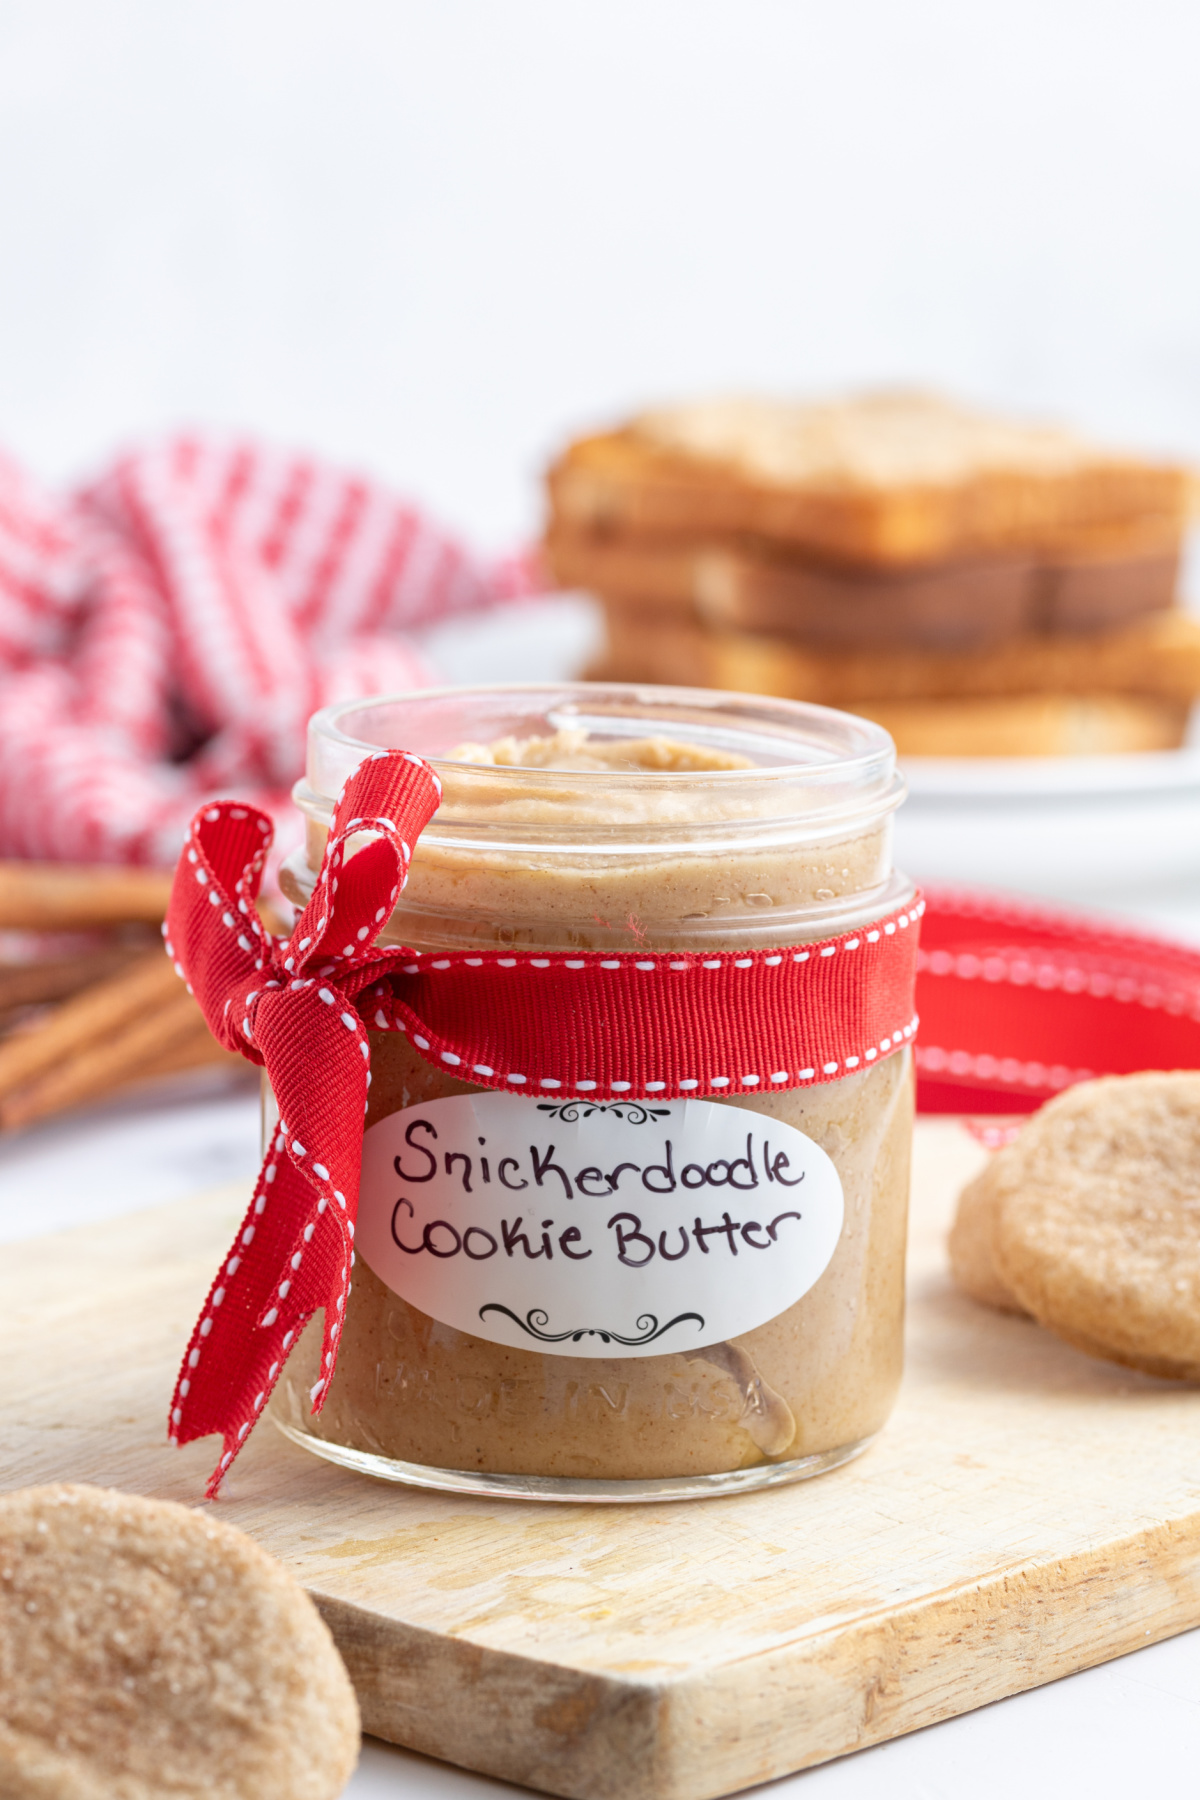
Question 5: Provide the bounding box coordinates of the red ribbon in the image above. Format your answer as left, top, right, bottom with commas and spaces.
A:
165, 751, 921, 1493
914, 887, 1200, 1114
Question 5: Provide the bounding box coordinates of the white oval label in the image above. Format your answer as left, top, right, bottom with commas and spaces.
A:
356, 1093, 844, 1357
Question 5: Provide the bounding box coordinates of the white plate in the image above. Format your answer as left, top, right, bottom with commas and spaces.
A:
903, 742, 1200, 799
895, 736, 1200, 902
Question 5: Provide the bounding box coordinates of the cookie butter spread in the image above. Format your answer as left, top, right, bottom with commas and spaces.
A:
273, 687, 914, 1496
449, 728, 754, 772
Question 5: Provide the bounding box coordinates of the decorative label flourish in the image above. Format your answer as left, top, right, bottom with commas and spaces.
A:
536, 1099, 671, 1124
478, 1304, 705, 1346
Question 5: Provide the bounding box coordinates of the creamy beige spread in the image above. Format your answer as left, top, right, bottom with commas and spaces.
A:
449, 728, 754, 773
275, 733, 913, 1479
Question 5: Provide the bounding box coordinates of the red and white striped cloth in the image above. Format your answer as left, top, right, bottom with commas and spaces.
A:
0, 433, 538, 869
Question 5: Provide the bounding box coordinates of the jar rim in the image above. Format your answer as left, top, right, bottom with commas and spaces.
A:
290, 683, 905, 944
304, 682, 903, 826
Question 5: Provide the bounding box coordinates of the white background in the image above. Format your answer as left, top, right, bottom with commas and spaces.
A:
4, 4, 1200, 1793
1, 0, 1199, 549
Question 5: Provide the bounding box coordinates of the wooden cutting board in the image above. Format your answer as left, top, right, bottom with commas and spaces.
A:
4, 1119, 1200, 1800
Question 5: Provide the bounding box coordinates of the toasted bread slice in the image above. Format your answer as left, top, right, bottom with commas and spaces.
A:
548, 392, 1191, 568
853, 694, 1188, 756
700, 544, 1178, 643
595, 599, 1200, 706
695, 549, 1037, 649
1038, 545, 1180, 634
548, 522, 1179, 646
587, 626, 1187, 756
548, 523, 1036, 645
546, 525, 699, 614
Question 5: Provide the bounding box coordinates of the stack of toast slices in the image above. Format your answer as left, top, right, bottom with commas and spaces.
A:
546, 392, 1198, 756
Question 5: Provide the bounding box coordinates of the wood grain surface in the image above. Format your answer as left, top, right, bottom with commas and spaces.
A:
4, 1120, 1200, 1800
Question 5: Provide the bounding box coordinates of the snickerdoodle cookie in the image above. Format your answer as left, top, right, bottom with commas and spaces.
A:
947, 1145, 1028, 1316
974, 1073, 1200, 1378
0, 1483, 359, 1800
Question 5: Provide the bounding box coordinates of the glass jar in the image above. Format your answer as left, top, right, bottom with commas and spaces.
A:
270, 683, 914, 1501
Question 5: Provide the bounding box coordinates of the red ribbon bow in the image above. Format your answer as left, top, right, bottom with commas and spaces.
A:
166, 751, 922, 1495
165, 752, 444, 1495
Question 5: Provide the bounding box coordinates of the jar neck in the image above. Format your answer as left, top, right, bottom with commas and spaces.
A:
279, 843, 914, 954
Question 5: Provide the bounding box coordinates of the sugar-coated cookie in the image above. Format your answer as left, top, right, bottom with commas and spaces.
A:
990, 1073, 1200, 1379
0, 1483, 359, 1800
948, 1147, 1028, 1315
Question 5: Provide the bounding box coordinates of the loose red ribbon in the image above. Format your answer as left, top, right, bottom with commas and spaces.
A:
913, 887, 1200, 1114
165, 751, 921, 1493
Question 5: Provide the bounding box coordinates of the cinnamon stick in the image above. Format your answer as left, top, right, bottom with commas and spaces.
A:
0, 951, 180, 1099
0, 858, 287, 937
151, 1022, 247, 1078
0, 986, 208, 1130
0, 945, 145, 1014
0, 861, 174, 930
